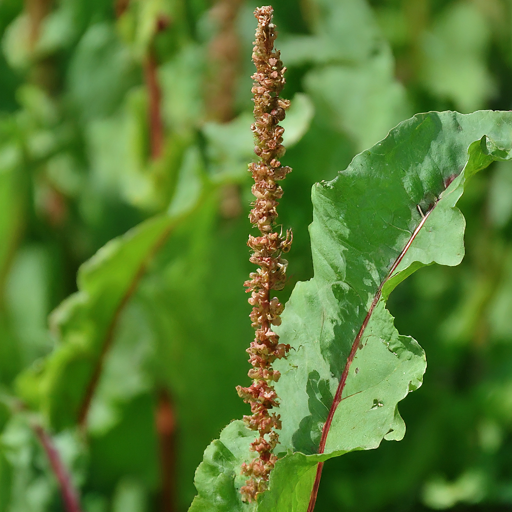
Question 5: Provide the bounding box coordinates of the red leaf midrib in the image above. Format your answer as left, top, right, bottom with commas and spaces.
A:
306, 201, 437, 512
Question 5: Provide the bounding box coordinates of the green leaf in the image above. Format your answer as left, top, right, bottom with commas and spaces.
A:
16, 155, 207, 429
5, 246, 54, 365
0, 412, 86, 512
202, 113, 254, 181
418, 3, 494, 112
15, 214, 176, 429
279, 0, 411, 152
0, 120, 29, 387
488, 161, 512, 228
111, 478, 148, 512
281, 94, 315, 149
303, 52, 410, 152
67, 23, 139, 122
279, 0, 387, 66
189, 110, 512, 511
159, 43, 206, 132
0, 123, 24, 286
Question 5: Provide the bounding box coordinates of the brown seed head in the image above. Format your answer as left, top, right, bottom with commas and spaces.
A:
237, 5, 293, 502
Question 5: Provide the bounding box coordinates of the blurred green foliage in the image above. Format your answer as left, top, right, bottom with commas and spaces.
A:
0, 0, 512, 511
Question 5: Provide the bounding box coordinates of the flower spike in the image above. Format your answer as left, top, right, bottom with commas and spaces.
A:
235, 5, 292, 503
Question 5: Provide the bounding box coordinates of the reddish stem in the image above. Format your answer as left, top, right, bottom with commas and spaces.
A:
144, 50, 165, 161
25, 0, 52, 47
307, 204, 437, 512
155, 389, 177, 512
33, 425, 83, 512
115, 0, 130, 18
116, 2, 167, 160
79, 1, 169, 427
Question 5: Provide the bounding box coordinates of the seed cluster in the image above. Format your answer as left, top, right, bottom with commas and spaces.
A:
235, 5, 292, 503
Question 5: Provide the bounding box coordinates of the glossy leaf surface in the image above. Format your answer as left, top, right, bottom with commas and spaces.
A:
190, 111, 512, 511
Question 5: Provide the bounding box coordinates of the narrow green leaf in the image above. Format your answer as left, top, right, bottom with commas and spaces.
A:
15, 214, 175, 429
16, 155, 207, 430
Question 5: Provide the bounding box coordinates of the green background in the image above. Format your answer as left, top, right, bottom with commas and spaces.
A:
1, 0, 512, 511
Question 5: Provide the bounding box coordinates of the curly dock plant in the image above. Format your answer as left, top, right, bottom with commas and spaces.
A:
188, 9, 512, 512
190, 115, 512, 512
235, 6, 292, 502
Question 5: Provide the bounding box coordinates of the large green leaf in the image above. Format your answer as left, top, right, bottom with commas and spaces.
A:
16, 146, 205, 430
189, 110, 512, 512
15, 214, 177, 430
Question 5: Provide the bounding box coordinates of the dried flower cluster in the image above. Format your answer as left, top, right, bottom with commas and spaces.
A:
235, 5, 292, 503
